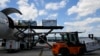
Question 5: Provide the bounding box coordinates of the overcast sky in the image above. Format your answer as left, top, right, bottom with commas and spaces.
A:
0, 0, 100, 37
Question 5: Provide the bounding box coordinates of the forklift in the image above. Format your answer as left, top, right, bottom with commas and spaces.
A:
51, 32, 86, 56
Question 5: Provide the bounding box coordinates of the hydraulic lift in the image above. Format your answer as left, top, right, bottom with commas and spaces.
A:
13, 25, 63, 49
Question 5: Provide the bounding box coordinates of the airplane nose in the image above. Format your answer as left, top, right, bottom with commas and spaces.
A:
1, 8, 22, 28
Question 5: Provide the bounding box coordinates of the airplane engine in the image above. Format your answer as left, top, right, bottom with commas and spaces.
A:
39, 35, 47, 44
0, 8, 22, 39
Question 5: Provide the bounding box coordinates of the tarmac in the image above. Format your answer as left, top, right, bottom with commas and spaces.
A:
0, 46, 53, 56
0, 46, 100, 56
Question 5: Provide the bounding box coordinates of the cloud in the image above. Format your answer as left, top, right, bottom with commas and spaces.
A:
17, 0, 38, 20
0, 0, 10, 8
39, 10, 47, 16
46, 13, 58, 19
64, 17, 100, 37
34, 0, 39, 6
45, 0, 67, 10
34, 0, 45, 6
65, 18, 100, 27
67, 0, 100, 17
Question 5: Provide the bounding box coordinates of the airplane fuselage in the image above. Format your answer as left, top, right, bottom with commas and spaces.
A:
0, 8, 22, 40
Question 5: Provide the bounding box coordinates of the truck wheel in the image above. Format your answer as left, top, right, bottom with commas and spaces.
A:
7, 50, 14, 53
58, 48, 70, 56
79, 48, 85, 55
7, 50, 11, 53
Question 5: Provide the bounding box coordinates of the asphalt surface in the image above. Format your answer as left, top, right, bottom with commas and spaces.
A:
0, 47, 53, 56
0, 46, 100, 56
83, 50, 100, 56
